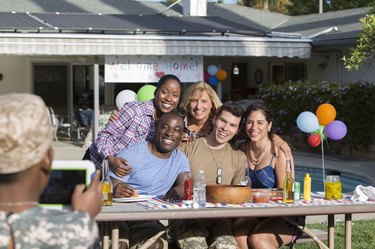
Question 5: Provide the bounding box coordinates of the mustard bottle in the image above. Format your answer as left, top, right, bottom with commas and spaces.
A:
303, 173, 311, 201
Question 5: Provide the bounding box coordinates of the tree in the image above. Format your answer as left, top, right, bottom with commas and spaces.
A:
286, 0, 371, 16
342, 12, 375, 71
238, 0, 290, 14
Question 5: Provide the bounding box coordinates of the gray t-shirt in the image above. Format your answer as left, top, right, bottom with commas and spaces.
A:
0, 207, 99, 249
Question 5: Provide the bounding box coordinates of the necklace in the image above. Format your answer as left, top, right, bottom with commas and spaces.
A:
0, 201, 39, 207
205, 138, 225, 184
249, 140, 270, 166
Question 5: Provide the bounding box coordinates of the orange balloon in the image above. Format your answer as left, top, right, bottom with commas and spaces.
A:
316, 103, 336, 126
216, 69, 228, 81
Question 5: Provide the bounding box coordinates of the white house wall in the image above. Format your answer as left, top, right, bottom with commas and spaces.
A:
340, 46, 375, 83
309, 46, 375, 84
0, 56, 30, 94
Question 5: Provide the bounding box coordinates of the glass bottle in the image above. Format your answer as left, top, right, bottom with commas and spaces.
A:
193, 170, 206, 208
101, 159, 113, 206
283, 159, 294, 203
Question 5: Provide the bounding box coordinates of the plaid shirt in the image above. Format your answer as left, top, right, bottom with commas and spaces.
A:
89, 100, 156, 169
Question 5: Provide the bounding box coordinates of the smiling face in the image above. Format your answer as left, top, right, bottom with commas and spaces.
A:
188, 90, 213, 123
212, 110, 242, 145
154, 78, 181, 114
245, 110, 272, 142
153, 113, 184, 155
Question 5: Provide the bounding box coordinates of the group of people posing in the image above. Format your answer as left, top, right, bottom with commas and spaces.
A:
84, 74, 304, 249
0, 74, 303, 249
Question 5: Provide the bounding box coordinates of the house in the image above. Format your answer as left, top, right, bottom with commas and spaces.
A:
0, 0, 372, 137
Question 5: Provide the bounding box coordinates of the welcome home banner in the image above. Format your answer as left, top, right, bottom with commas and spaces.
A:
105, 55, 203, 83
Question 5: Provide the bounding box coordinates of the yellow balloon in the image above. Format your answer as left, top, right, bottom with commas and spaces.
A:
216, 69, 228, 81
316, 103, 336, 126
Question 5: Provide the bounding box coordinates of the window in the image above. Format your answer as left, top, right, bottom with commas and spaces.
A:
271, 62, 306, 84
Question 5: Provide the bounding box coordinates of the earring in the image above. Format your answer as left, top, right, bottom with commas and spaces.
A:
268, 129, 271, 132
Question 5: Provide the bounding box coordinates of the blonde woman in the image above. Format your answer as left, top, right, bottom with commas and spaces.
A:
179, 81, 222, 142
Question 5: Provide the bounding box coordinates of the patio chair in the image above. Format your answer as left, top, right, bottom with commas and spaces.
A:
283, 217, 329, 249
48, 107, 72, 141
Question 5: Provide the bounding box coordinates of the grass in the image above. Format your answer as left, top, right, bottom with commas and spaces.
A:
283, 219, 375, 249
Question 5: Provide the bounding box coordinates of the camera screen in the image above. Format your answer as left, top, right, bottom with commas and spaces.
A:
39, 169, 86, 205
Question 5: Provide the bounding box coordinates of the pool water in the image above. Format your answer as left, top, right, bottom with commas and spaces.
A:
295, 166, 371, 194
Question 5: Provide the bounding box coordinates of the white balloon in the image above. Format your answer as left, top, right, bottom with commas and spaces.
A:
115, 90, 137, 108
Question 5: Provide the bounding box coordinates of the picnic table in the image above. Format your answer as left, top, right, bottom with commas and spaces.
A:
96, 192, 375, 249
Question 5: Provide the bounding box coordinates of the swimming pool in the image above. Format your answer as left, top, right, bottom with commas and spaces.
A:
295, 166, 371, 194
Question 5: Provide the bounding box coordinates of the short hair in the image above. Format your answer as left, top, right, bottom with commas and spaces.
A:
179, 81, 222, 117
216, 101, 244, 121
158, 112, 184, 128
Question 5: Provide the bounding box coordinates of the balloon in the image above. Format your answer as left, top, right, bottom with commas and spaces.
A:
208, 75, 219, 86
316, 103, 336, 126
325, 120, 347, 140
207, 64, 218, 76
137, 85, 157, 101
296, 111, 319, 133
115, 90, 137, 108
308, 134, 321, 147
216, 69, 228, 81
204, 71, 210, 82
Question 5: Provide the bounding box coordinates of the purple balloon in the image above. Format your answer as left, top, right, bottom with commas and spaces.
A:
325, 120, 347, 140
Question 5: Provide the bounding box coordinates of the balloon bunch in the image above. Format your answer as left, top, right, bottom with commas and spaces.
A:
296, 103, 347, 183
116, 85, 157, 108
296, 103, 347, 147
204, 64, 228, 86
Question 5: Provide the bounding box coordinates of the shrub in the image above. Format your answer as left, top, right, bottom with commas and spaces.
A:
255, 81, 375, 152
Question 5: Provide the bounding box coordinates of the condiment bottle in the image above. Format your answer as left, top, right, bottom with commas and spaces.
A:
101, 159, 113, 206
304, 173, 312, 201
283, 159, 294, 203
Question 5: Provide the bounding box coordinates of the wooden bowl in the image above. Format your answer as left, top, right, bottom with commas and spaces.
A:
206, 184, 251, 204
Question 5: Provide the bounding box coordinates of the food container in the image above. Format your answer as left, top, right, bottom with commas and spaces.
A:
271, 188, 283, 201
251, 189, 272, 203
206, 185, 251, 204
325, 175, 342, 200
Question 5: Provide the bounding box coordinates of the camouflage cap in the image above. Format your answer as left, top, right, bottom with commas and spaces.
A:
0, 93, 53, 174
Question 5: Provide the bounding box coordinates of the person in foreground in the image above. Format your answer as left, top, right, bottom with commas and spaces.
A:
232, 101, 304, 249
171, 101, 247, 249
110, 112, 190, 249
85, 74, 181, 173
0, 93, 102, 249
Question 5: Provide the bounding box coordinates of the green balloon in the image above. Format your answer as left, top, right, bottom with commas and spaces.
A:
137, 85, 157, 101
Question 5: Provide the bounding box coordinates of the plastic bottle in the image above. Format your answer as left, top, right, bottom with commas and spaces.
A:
193, 170, 206, 208
304, 173, 312, 201
283, 160, 294, 203
101, 159, 113, 206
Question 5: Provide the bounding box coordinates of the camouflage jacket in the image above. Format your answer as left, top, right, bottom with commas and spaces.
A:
0, 207, 99, 249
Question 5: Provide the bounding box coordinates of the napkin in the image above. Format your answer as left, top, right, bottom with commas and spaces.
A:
351, 185, 375, 202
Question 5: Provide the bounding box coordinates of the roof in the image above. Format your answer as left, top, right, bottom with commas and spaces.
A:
273, 7, 371, 45
0, 12, 264, 36
0, 0, 369, 45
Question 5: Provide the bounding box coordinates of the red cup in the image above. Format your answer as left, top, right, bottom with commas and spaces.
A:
184, 172, 193, 200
